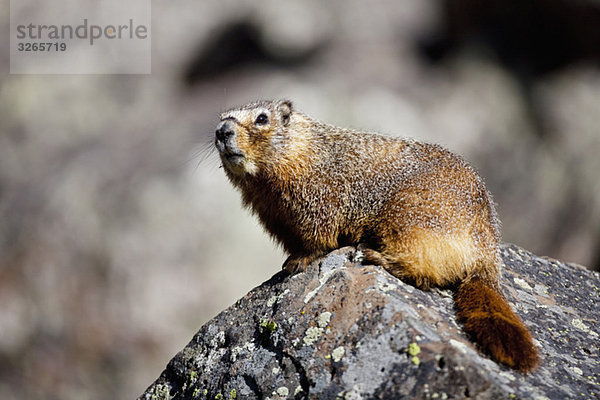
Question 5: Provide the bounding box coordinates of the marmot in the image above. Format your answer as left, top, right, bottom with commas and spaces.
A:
215, 99, 539, 372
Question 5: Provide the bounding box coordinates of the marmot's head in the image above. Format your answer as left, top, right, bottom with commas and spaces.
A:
215, 99, 294, 176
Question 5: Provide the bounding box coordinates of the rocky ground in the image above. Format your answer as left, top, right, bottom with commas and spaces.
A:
139, 244, 600, 399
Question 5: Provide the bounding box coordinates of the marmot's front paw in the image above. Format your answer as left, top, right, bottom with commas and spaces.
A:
282, 254, 324, 274
282, 256, 309, 274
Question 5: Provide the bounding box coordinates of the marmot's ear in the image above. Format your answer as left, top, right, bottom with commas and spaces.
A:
278, 100, 293, 127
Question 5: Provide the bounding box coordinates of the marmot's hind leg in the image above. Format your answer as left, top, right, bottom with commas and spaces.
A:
364, 227, 479, 289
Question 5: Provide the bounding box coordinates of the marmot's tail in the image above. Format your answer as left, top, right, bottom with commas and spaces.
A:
454, 276, 540, 372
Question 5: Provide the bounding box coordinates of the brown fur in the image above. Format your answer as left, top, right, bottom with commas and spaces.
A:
455, 277, 540, 372
215, 99, 539, 372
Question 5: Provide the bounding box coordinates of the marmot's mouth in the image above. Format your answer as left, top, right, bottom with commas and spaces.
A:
224, 152, 244, 163
216, 142, 244, 162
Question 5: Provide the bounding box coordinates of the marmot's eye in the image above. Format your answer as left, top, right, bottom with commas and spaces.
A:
255, 113, 269, 125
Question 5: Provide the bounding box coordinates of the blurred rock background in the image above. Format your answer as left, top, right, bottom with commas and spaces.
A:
1, 0, 599, 399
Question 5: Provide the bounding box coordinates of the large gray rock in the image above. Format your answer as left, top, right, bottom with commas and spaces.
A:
139, 244, 600, 399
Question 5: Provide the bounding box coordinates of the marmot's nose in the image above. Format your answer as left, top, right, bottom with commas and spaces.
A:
216, 121, 235, 142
